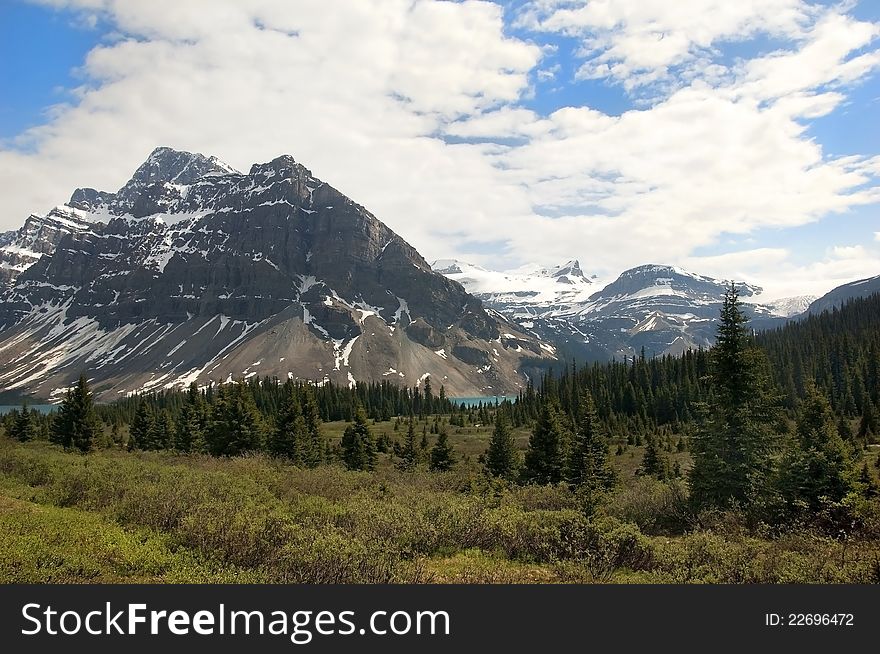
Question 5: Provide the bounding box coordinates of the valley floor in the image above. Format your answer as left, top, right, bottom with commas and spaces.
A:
1, 428, 879, 584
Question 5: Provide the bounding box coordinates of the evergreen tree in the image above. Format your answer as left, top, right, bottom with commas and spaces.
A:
149, 409, 175, 450
639, 434, 667, 479
300, 385, 324, 466
340, 406, 377, 471
566, 391, 615, 491
397, 418, 419, 471
429, 426, 455, 472
10, 402, 35, 442
207, 382, 265, 456
129, 400, 155, 450
174, 382, 207, 452
522, 398, 566, 485
777, 384, 857, 515
485, 412, 517, 480
51, 374, 101, 453
690, 286, 780, 509
268, 381, 308, 463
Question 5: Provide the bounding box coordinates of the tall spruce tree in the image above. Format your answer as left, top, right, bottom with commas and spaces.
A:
51, 374, 101, 453
299, 385, 324, 466
174, 382, 207, 452
129, 400, 155, 450
10, 402, 36, 442
149, 409, 175, 450
566, 391, 615, 491
522, 398, 566, 485
777, 384, 857, 515
485, 411, 517, 480
397, 417, 419, 471
268, 381, 308, 463
341, 406, 377, 471
690, 285, 780, 510
206, 382, 265, 456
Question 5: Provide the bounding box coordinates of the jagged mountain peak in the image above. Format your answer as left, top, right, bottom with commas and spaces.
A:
0, 148, 552, 399
248, 154, 308, 177
132, 146, 239, 185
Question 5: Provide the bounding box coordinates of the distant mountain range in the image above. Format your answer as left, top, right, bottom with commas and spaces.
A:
431, 258, 877, 362
0, 147, 553, 401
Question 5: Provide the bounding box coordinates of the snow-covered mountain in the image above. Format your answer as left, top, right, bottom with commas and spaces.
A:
431, 258, 598, 318
757, 295, 817, 318
0, 147, 553, 401
434, 260, 786, 361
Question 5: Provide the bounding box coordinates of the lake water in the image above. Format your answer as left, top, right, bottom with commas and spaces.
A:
0, 404, 57, 415
451, 396, 516, 407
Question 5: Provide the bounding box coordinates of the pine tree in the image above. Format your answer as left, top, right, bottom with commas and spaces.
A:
207, 382, 265, 456
174, 382, 207, 452
857, 401, 876, 442
10, 402, 35, 442
485, 411, 517, 480
268, 381, 308, 463
129, 400, 155, 450
51, 375, 101, 453
690, 286, 780, 509
858, 462, 878, 497
149, 409, 175, 450
300, 385, 324, 466
639, 434, 667, 479
566, 391, 615, 491
522, 398, 566, 485
341, 406, 377, 471
777, 384, 857, 515
397, 418, 419, 471
429, 426, 455, 472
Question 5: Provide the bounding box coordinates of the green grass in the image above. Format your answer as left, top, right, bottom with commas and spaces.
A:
0, 487, 256, 583
1, 435, 878, 584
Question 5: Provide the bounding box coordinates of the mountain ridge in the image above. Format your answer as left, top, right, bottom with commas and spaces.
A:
0, 147, 553, 400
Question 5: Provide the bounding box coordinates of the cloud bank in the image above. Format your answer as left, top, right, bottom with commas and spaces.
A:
1, 0, 878, 298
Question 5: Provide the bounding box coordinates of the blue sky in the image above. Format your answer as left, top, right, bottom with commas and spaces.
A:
0, 0, 878, 299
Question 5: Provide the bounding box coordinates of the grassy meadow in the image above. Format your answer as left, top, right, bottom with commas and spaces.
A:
2, 417, 879, 584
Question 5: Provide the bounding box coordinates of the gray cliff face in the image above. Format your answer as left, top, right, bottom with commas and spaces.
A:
0, 148, 552, 400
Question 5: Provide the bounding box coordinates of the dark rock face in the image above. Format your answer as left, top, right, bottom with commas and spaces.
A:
0, 148, 552, 399
0, 207, 94, 290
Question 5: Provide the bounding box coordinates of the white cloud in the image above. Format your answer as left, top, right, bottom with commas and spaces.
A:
1, 0, 541, 258
517, 0, 815, 90
685, 243, 880, 299
0, 0, 878, 298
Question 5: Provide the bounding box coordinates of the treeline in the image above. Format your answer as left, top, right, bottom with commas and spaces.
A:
3, 372, 470, 471
501, 288, 879, 529
756, 294, 880, 421
100, 377, 454, 426
513, 293, 880, 443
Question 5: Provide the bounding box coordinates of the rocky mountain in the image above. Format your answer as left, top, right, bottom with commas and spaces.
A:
0, 147, 554, 401
0, 206, 95, 288
435, 261, 786, 361
805, 274, 880, 316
